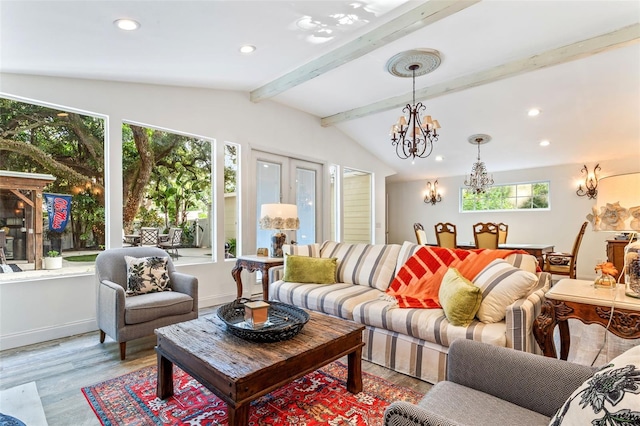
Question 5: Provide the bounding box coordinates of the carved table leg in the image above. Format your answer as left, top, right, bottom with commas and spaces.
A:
533, 300, 558, 358
231, 263, 243, 300
558, 319, 570, 361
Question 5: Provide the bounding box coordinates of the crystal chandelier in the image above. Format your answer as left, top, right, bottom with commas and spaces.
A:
387, 50, 442, 160
464, 134, 494, 194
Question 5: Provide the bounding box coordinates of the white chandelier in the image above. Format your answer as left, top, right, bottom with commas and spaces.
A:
386, 50, 442, 160
464, 134, 494, 194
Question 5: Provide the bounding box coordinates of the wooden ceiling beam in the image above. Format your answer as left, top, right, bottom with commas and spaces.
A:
321, 23, 640, 127
249, 0, 481, 103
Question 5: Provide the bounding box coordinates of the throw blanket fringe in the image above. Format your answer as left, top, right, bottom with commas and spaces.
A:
386, 247, 526, 308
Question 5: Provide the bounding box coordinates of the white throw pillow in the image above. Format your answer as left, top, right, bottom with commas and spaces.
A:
549, 345, 640, 425
124, 255, 171, 296
472, 259, 538, 323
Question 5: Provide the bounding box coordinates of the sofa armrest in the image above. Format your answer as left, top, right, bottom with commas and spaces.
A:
384, 401, 463, 426
446, 339, 595, 418
170, 272, 199, 312
505, 271, 551, 353
269, 265, 285, 283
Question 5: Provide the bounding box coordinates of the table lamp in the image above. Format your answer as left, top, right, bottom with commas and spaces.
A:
587, 172, 640, 297
259, 203, 299, 257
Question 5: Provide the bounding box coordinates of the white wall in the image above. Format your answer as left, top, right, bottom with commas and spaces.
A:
0, 73, 394, 350
387, 158, 640, 281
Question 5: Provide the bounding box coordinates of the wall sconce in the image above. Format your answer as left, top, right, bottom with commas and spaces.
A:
576, 164, 600, 199
424, 180, 442, 205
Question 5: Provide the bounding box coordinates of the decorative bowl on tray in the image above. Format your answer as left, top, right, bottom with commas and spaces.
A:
216, 299, 309, 342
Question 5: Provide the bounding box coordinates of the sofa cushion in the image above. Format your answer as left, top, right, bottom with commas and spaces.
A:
439, 268, 482, 327
472, 259, 538, 323
549, 345, 640, 426
124, 291, 193, 324
270, 280, 382, 320
353, 299, 507, 348
124, 255, 171, 296
319, 241, 400, 291
418, 381, 550, 425
283, 254, 337, 284
282, 243, 321, 257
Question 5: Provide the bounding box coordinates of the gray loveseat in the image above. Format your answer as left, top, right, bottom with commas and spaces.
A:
383, 339, 596, 426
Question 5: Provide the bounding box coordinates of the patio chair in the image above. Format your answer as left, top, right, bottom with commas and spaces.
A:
158, 227, 183, 259
95, 247, 198, 360
139, 227, 159, 246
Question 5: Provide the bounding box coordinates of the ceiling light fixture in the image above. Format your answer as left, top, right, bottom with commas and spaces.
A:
386, 50, 442, 160
239, 45, 256, 54
114, 19, 140, 31
528, 108, 541, 117
540, 140, 550, 146
464, 134, 494, 194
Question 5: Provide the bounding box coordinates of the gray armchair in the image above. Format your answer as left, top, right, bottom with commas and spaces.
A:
384, 339, 596, 426
96, 247, 198, 360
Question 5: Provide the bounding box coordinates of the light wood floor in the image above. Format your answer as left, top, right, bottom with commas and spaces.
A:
0, 307, 637, 426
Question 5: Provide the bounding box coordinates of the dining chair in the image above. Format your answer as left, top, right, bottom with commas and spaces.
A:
140, 227, 159, 246
498, 223, 508, 244
543, 221, 588, 280
473, 222, 499, 249
158, 227, 183, 259
413, 223, 428, 245
434, 222, 457, 249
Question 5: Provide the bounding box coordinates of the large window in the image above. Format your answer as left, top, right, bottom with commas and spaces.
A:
224, 142, 239, 259
461, 181, 550, 212
122, 122, 213, 261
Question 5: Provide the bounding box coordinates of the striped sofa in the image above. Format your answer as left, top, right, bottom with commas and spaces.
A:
269, 241, 551, 384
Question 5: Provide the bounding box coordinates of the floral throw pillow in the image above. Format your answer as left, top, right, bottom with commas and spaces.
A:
549, 345, 640, 425
125, 256, 172, 296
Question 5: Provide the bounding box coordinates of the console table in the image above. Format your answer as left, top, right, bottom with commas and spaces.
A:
231, 255, 284, 300
533, 278, 640, 359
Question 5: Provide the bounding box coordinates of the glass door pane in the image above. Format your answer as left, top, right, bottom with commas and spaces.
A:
343, 168, 372, 243
295, 167, 316, 245
256, 160, 282, 253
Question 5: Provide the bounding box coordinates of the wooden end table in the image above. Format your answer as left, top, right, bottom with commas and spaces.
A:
231, 255, 284, 300
534, 278, 640, 359
155, 310, 364, 426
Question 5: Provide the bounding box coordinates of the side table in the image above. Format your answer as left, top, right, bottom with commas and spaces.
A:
534, 278, 640, 359
231, 255, 284, 301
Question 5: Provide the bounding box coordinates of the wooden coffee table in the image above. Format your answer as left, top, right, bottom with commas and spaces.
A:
155, 308, 365, 425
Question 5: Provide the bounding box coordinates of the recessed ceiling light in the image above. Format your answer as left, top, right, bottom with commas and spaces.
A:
114, 19, 140, 31
239, 45, 256, 54
539, 140, 550, 146
435, 155, 444, 162
528, 108, 541, 117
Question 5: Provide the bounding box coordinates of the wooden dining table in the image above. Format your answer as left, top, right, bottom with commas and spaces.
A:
452, 242, 555, 267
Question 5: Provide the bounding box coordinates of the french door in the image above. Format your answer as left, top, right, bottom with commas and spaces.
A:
251, 151, 323, 254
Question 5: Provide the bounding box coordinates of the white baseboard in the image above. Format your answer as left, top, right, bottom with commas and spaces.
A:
0, 318, 97, 351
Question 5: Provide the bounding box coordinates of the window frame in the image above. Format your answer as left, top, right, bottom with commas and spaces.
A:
459, 180, 551, 213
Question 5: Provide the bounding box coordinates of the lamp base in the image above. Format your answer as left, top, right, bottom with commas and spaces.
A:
270, 233, 286, 258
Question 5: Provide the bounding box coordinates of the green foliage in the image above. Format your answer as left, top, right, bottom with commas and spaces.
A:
224, 144, 237, 194
136, 206, 164, 228
47, 250, 60, 257
462, 182, 550, 212
226, 238, 236, 257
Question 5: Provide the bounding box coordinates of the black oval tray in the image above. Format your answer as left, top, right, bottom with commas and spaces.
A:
216, 300, 309, 343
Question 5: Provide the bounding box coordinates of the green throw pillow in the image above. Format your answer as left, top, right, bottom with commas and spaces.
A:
438, 267, 482, 327
283, 254, 337, 284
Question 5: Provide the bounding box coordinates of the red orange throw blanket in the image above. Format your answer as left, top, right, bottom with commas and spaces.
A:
386, 246, 527, 308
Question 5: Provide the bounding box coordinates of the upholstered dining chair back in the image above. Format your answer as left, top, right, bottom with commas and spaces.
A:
473, 222, 499, 249
95, 247, 198, 360
498, 223, 508, 244
413, 223, 428, 245
543, 221, 588, 280
140, 227, 159, 246
435, 222, 457, 249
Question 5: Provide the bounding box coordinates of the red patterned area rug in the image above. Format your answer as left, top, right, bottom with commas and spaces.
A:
82, 361, 424, 425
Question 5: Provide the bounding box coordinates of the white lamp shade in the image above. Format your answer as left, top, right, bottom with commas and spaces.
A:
588, 172, 640, 232
259, 203, 300, 230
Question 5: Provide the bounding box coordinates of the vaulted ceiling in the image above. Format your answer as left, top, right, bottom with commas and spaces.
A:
2, 1, 639, 182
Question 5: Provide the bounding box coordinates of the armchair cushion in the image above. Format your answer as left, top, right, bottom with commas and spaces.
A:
124, 255, 171, 296
549, 345, 640, 425
125, 291, 194, 324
